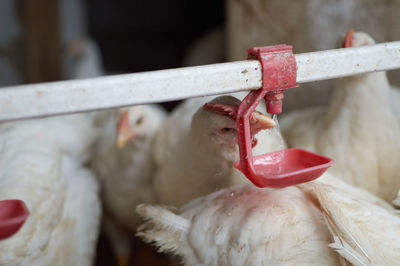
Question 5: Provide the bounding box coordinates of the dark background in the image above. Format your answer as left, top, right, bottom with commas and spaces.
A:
86, 0, 225, 73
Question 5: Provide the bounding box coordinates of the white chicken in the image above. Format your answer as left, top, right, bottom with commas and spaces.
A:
152, 95, 277, 207
66, 34, 169, 266
137, 173, 400, 265
281, 31, 400, 202
65, 37, 104, 80
89, 104, 166, 266
0, 114, 101, 266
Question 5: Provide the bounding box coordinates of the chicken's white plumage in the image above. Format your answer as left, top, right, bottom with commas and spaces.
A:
90, 104, 166, 265
301, 177, 400, 265
137, 181, 339, 265
281, 32, 400, 202
137, 174, 400, 266
91, 105, 166, 231
0, 114, 101, 266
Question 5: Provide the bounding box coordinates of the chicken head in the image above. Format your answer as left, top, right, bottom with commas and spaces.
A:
117, 105, 165, 148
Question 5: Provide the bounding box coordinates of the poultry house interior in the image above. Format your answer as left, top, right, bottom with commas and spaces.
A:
1, 0, 400, 265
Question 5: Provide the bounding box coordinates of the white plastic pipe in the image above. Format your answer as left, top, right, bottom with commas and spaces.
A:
0, 41, 400, 122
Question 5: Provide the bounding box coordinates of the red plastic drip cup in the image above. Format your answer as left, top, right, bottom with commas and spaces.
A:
235, 88, 333, 188
234, 148, 333, 188
0, 199, 29, 240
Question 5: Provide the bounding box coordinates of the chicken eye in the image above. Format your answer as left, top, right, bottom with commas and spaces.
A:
220, 127, 234, 134
136, 117, 143, 125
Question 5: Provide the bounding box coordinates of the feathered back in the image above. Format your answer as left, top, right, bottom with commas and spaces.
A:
302, 178, 400, 266
137, 184, 340, 266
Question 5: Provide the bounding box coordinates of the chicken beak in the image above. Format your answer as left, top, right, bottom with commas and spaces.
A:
249, 110, 276, 134
117, 110, 138, 149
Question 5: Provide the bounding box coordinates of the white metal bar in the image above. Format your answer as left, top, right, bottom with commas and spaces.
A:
296, 41, 400, 83
0, 41, 399, 122
0, 61, 263, 122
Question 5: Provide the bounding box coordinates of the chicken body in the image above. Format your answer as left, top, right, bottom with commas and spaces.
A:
91, 106, 165, 231
137, 173, 400, 266
90, 105, 166, 265
153, 97, 239, 206
152, 95, 279, 207
281, 32, 400, 202
139, 184, 338, 266
0, 114, 101, 266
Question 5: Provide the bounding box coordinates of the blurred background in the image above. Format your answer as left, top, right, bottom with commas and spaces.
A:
0, 0, 399, 265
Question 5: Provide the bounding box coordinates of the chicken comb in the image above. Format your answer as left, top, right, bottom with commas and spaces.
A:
202, 103, 238, 119
343, 29, 354, 48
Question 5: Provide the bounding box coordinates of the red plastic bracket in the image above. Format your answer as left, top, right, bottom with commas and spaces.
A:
247, 45, 298, 114
234, 45, 332, 188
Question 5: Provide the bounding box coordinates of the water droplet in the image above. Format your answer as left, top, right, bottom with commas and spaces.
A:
230, 192, 235, 197
272, 114, 285, 173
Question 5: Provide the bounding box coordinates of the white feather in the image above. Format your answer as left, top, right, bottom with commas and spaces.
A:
328, 236, 367, 266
